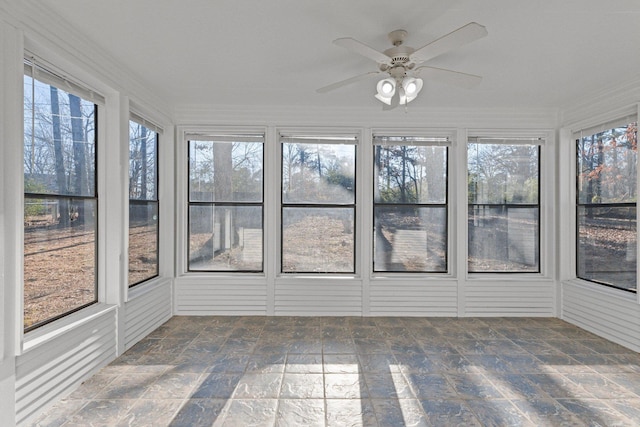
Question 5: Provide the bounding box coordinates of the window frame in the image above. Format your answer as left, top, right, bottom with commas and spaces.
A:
466, 136, 544, 275
23, 58, 101, 332
574, 117, 638, 293
127, 116, 160, 287
186, 134, 265, 273
279, 132, 358, 275
371, 135, 449, 274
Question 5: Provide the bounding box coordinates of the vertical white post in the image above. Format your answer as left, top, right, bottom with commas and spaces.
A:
455, 128, 468, 317
0, 19, 22, 426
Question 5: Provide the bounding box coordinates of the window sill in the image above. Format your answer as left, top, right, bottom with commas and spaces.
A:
22, 303, 117, 355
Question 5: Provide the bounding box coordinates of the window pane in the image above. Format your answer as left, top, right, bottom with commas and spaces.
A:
189, 205, 262, 271
24, 197, 97, 330
468, 206, 539, 272
374, 145, 446, 204
282, 143, 355, 204
129, 121, 158, 287
129, 122, 157, 200
577, 122, 637, 204
282, 207, 354, 273
468, 144, 538, 204
577, 206, 636, 291
374, 206, 446, 272
24, 75, 96, 197
189, 139, 263, 203
128, 201, 159, 285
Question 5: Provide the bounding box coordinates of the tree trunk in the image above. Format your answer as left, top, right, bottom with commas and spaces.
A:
69, 94, 87, 225
140, 125, 148, 199
213, 142, 233, 250
50, 86, 69, 227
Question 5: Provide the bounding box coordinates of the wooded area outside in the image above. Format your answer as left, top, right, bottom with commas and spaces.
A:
281, 141, 356, 273
128, 122, 159, 286
577, 123, 638, 291
373, 142, 448, 272
467, 143, 540, 272
23, 73, 97, 330
188, 138, 263, 271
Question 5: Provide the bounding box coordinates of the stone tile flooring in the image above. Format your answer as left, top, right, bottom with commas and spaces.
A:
31, 316, 640, 426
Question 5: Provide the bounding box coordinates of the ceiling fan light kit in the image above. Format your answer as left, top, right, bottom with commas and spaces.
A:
317, 22, 488, 110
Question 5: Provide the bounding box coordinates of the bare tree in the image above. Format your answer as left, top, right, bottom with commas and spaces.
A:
50, 86, 69, 226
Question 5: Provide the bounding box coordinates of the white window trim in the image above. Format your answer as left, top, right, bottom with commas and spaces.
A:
276, 127, 363, 277
370, 129, 453, 277
465, 129, 555, 281
125, 112, 164, 299
20, 43, 112, 350
567, 107, 639, 300
176, 125, 268, 278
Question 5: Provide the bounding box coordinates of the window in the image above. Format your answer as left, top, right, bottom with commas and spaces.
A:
188, 135, 264, 272
23, 60, 100, 331
576, 120, 637, 292
373, 136, 448, 272
280, 135, 356, 273
128, 118, 159, 286
468, 139, 540, 273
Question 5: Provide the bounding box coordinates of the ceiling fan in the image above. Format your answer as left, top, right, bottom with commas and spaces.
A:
317, 22, 488, 110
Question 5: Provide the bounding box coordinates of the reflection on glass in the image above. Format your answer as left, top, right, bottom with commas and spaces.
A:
189, 139, 263, 203
23, 198, 97, 329
577, 206, 636, 291
189, 205, 263, 271
282, 143, 355, 204
468, 144, 538, 205
282, 207, 354, 273
128, 201, 159, 285
468, 206, 539, 272
374, 206, 446, 272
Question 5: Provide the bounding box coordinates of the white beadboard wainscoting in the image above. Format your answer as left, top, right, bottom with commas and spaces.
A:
174, 276, 556, 318
16, 280, 172, 425
562, 281, 640, 352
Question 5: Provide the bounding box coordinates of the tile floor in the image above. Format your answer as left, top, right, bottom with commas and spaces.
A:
31, 316, 640, 426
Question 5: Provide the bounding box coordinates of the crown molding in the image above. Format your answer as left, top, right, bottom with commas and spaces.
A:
560, 75, 640, 127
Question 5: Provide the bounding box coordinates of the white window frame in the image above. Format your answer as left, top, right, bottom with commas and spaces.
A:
176, 126, 268, 278
277, 128, 361, 276
466, 130, 555, 281
20, 46, 112, 351
370, 128, 456, 280
371, 133, 450, 274
571, 112, 639, 295
127, 112, 162, 288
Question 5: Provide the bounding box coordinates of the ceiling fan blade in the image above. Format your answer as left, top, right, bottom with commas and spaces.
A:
414, 66, 482, 89
409, 22, 488, 65
333, 37, 391, 64
316, 71, 381, 93
383, 88, 400, 110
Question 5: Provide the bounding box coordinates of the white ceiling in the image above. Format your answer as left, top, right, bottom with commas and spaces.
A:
39, 0, 640, 111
